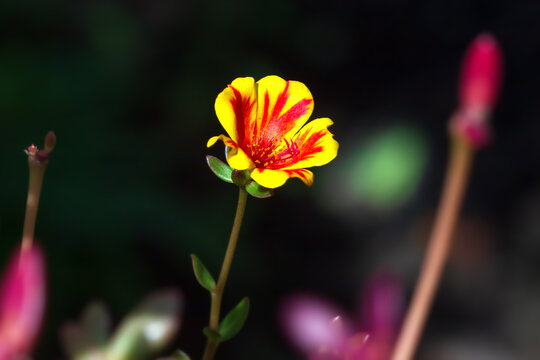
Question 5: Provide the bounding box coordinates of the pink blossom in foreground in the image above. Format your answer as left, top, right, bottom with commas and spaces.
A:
0, 246, 46, 360
451, 33, 503, 148
280, 273, 403, 360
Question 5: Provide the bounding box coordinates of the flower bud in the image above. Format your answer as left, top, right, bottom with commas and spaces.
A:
0, 245, 46, 358
25, 145, 38, 157
44, 131, 56, 153
36, 149, 49, 164
451, 33, 503, 149
231, 170, 251, 187
459, 33, 503, 111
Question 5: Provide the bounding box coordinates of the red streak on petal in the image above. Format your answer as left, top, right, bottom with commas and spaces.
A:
252, 128, 325, 170
224, 138, 239, 148
270, 81, 291, 126
257, 82, 292, 142
263, 82, 311, 139
246, 81, 315, 169
229, 85, 255, 147
292, 129, 326, 164
260, 91, 270, 138
285, 169, 314, 185
270, 98, 313, 137
285, 169, 309, 179
263, 139, 300, 169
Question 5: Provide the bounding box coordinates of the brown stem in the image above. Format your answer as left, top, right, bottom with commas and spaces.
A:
391, 139, 474, 360
202, 188, 248, 360
21, 158, 47, 252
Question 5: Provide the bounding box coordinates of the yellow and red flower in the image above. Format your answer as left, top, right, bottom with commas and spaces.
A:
207, 76, 338, 189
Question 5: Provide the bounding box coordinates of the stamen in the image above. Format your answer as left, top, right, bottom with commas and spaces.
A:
247, 136, 300, 168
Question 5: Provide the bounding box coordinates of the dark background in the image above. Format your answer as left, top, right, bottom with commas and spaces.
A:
1, 0, 539, 359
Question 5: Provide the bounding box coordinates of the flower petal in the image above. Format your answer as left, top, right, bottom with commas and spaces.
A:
207, 135, 236, 148
284, 169, 314, 186
207, 135, 254, 170
284, 118, 338, 170
250, 168, 289, 188
214, 77, 257, 145
250, 168, 314, 188
255, 76, 314, 142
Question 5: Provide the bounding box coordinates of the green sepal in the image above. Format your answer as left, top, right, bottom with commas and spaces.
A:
203, 327, 222, 342
206, 155, 233, 183
246, 181, 274, 198
157, 350, 192, 360
191, 254, 216, 292
218, 297, 250, 341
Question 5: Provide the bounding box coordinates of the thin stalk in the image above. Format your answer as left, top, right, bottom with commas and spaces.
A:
391, 139, 474, 360
202, 187, 248, 360
21, 158, 47, 253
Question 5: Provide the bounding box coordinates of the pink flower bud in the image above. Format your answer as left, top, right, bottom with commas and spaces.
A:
44, 131, 56, 153
451, 34, 503, 148
0, 246, 46, 359
459, 33, 503, 110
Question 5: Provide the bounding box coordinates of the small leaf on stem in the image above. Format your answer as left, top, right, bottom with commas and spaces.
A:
191, 254, 216, 292
206, 155, 233, 183
218, 297, 250, 341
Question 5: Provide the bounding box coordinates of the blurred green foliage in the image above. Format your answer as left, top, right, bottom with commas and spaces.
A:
348, 125, 428, 210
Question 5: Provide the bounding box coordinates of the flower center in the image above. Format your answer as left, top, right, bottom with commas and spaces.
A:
246, 136, 300, 169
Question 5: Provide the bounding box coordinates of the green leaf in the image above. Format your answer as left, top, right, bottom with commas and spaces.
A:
191, 254, 216, 292
246, 181, 274, 198
218, 297, 250, 341
157, 350, 192, 360
202, 327, 222, 342
206, 155, 233, 183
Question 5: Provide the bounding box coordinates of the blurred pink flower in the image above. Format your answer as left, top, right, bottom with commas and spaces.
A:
451, 33, 503, 148
280, 273, 403, 360
0, 245, 46, 360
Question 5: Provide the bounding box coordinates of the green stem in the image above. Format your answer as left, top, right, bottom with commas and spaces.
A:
21, 157, 47, 253
202, 187, 248, 360
391, 139, 474, 360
